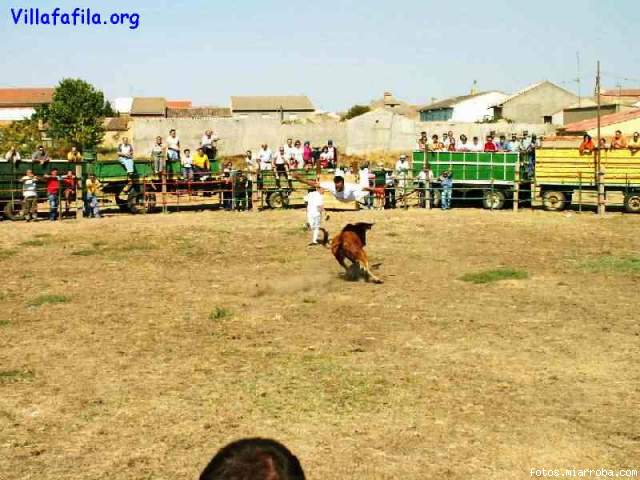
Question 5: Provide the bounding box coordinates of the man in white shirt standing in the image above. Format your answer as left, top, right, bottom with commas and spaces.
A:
469, 136, 483, 153
258, 144, 273, 171
201, 129, 219, 160
166, 129, 181, 165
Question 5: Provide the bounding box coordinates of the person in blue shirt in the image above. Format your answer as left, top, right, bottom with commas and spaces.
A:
507, 133, 520, 152
439, 170, 453, 210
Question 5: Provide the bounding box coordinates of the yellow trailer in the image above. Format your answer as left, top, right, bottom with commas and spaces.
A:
535, 147, 640, 212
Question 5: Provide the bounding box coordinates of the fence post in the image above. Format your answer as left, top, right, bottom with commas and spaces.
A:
513, 157, 520, 212
75, 163, 83, 220
578, 172, 582, 213
161, 172, 167, 214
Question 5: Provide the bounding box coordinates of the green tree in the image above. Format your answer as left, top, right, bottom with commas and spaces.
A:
42, 78, 109, 149
0, 118, 42, 156
342, 104, 371, 121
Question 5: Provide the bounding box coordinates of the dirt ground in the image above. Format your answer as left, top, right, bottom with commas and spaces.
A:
1, 208, 639, 479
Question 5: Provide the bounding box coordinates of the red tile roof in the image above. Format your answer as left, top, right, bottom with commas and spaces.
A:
0, 88, 54, 107
563, 108, 640, 132
166, 100, 192, 109
601, 89, 640, 97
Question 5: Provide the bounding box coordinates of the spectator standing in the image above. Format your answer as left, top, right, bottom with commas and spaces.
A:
151, 136, 165, 174
447, 138, 457, 152
181, 149, 194, 181
417, 165, 434, 208
85, 173, 101, 218
629, 132, 640, 153
306, 186, 325, 246
258, 144, 273, 171
458, 135, 471, 152
395, 154, 410, 205
67, 146, 82, 163
117, 137, 134, 174
62, 170, 76, 215
303, 141, 314, 169
31, 145, 50, 166
359, 162, 372, 209
430, 135, 444, 152
318, 146, 329, 168
20, 169, 39, 221
43, 168, 61, 221
484, 136, 497, 152
469, 136, 483, 152
507, 134, 520, 152
5, 146, 21, 163
579, 134, 595, 155
326, 140, 338, 168
200, 129, 218, 160
293, 140, 304, 168
274, 146, 292, 189
417, 131, 429, 150
496, 135, 509, 152
439, 170, 453, 210
284, 138, 295, 162
610, 130, 628, 149
166, 129, 180, 167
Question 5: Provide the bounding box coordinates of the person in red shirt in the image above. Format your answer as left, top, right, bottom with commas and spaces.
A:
62, 170, 76, 215
484, 136, 497, 152
43, 168, 61, 221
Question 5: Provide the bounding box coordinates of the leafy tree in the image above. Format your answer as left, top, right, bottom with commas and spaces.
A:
342, 104, 371, 121
40, 78, 109, 149
104, 100, 116, 117
0, 118, 42, 156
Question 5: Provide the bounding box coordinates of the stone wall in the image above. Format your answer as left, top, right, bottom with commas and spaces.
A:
124, 110, 556, 158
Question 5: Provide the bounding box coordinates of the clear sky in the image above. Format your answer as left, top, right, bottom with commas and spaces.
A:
1, 0, 638, 111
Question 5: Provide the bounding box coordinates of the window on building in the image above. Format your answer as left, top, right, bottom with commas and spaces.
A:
543, 115, 552, 124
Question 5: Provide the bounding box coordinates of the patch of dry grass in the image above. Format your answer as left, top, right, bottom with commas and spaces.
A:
0, 209, 639, 479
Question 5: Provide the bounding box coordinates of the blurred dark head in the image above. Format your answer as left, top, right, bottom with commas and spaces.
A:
199, 438, 305, 480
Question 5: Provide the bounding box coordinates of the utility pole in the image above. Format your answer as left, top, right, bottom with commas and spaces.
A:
596, 61, 605, 216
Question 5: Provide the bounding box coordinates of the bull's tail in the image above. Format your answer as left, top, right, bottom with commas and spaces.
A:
318, 228, 330, 247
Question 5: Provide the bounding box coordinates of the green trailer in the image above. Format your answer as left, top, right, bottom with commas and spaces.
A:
0, 157, 224, 220
0, 159, 77, 219
257, 169, 322, 209
412, 151, 530, 209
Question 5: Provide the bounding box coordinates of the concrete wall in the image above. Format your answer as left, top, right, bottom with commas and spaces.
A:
345, 109, 555, 154
124, 111, 556, 158
130, 117, 345, 157
502, 83, 578, 124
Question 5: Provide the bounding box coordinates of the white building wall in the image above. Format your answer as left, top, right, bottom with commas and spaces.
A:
451, 92, 508, 122
114, 97, 133, 114
0, 107, 36, 121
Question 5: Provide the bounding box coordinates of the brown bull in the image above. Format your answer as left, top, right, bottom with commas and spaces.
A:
330, 222, 383, 284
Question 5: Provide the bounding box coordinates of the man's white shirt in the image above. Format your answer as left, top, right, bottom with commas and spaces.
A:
319, 181, 365, 202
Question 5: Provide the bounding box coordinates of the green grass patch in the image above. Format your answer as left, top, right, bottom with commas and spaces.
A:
209, 307, 232, 321
71, 249, 100, 257
20, 239, 47, 247
0, 249, 16, 260
581, 256, 640, 275
28, 294, 70, 307
460, 268, 528, 284
0, 320, 10, 328
302, 297, 317, 304
34, 233, 52, 239
0, 369, 34, 384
